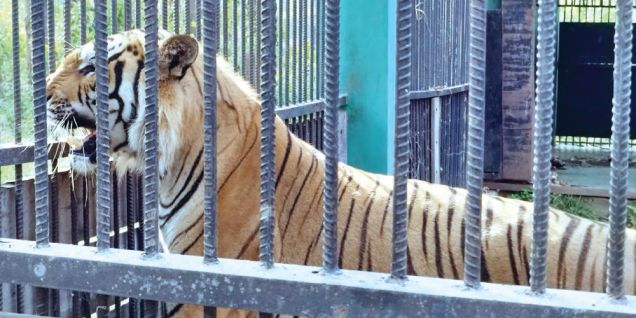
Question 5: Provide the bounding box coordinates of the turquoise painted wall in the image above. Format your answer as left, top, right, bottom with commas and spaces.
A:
340, 0, 393, 174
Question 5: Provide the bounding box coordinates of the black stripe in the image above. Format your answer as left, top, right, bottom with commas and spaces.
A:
357, 181, 380, 270
557, 217, 581, 288
218, 134, 259, 192
281, 155, 318, 241
338, 185, 361, 268
434, 208, 444, 278
421, 191, 431, 260
160, 148, 204, 209
182, 230, 204, 254
506, 224, 520, 285
275, 130, 293, 189
481, 248, 491, 282
574, 224, 594, 290
168, 212, 203, 251
237, 226, 259, 259
304, 224, 323, 265
380, 191, 393, 236
113, 141, 129, 152
160, 170, 204, 227
447, 188, 459, 279
484, 205, 494, 249
517, 206, 529, 283
167, 304, 183, 317
407, 247, 416, 275
131, 60, 144, 123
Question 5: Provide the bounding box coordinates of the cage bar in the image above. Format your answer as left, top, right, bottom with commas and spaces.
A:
137, 0, 142, 29
81, 0, 87, 44
202, 0, 219, 263
391, 0, 412, 280
162, 0, 168, 30
531, 0, 557, 294
64, 0, 71, 53
259, 0, 277, 268
94, 0, 112, 252
196, 0, 202, 40
143, 0, 160, 257
125, 0, 133, 30
322, 0, 340, 273
174, 0, 180, 33
112, 0, 118, 33
47, 0, 55, 73
185, 0, 191, 34
32, 0, 50, 248
463, 0, 486, 288
606, 0, 632, 299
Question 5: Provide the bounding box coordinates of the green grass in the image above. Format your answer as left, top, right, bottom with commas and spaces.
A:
506, 189, 636, 229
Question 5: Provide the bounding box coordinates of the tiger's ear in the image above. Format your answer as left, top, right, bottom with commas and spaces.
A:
158, 35, 199, 80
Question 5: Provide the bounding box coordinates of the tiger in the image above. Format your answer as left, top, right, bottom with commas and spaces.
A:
45, 29, 635, 317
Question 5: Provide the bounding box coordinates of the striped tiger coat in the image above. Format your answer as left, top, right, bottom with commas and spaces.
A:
45, 30, 635, 317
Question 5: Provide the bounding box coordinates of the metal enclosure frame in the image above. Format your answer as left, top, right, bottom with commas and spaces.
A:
0, 0, 634, 317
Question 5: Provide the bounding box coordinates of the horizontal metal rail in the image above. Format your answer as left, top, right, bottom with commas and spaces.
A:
276, 95, 347, 119
409, 84, 469, 100
0, 142, 69, 166
0, 239, 634, 318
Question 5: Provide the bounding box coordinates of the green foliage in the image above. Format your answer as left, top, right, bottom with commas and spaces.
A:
508, 189, 636, 229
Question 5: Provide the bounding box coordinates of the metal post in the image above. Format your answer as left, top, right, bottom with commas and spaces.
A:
47, 0, 55, 72
391, 0, 412, 280
322, 0, 340, 273
81, 0, 87, 44
94, 0, 112, 252
32, 0, 50, 249
11, 0, 25, 312
64, 0, 71, 52
259, 0, 277, 269
202, 0, 219, 264
607, 0, 632, 299
530, 0, 556, 294
143, 0, 160, 258
431, 97, 441, 184
125, 0, 133, 30
112, 0, 118, 33
174, 0, 180, 33
464, 0, 486, 288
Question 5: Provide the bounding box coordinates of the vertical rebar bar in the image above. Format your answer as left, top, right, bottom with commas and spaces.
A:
112, 0, 118, 33
174, 0, 180, 33
321, 0, 339, 273
607, 0, 632, 299
196, 0, 202, 40
185, 0, 191, 34
64, 0, 71, 52
32, 0, 50, 248
162, 0, 168, 30
390, 0, 412, 280
464, 0, 486, 288
126, 173, 138, 317
95, 0, 112, 251
11, 0, 24, 312
144, 0, 160, 257
259, 0, 277, 268
137, 0, 143, 29
203, 0, 219, 264
47, 0, 55, 72
125, 0, 133, 30
530, 0, 556, 294
81, 0, 87, 44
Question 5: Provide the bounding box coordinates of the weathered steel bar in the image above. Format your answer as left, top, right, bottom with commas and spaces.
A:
95, 0, 112, 252
391, 0, 412, 280
259, 0, 277, 268
607, 0, 632, 299
322, 0, 340, 273
202, 0, 219, 263
80, 0, 87, 44
531, 0, 557, 294
0, 239, 634, 318
64, 0, 71, 52
464, 0, 486, 288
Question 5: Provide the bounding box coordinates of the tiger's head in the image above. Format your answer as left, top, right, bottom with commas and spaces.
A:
47, 29, 261, 181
